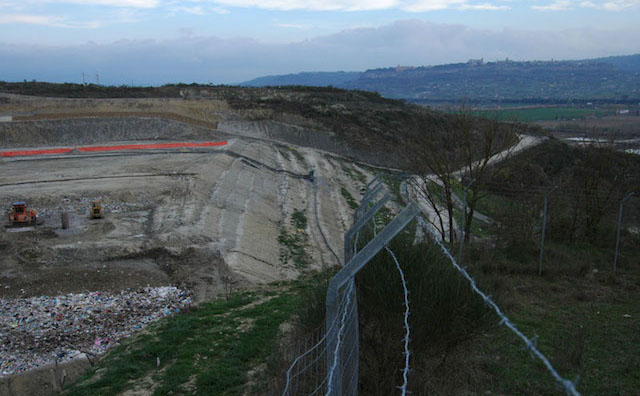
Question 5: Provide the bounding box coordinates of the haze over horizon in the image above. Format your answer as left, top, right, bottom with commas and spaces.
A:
2, 1, 640, 85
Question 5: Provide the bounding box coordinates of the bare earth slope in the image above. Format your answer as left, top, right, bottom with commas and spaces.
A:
0, 96, 378, 391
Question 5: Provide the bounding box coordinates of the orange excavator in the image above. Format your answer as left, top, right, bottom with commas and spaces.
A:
8, 202, 37, 227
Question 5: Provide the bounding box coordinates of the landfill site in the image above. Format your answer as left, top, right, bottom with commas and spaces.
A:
0, 93, 375, 390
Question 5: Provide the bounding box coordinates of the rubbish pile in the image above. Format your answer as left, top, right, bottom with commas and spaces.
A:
1, 286, 191, 376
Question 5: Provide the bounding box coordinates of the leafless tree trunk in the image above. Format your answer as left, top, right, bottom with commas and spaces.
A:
404, 108, 521, 243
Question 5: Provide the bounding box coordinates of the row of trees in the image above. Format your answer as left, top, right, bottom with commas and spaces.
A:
403, 109, 638, 248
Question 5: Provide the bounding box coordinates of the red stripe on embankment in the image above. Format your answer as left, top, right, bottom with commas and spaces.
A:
1, 148, 72, 157
1, 141, 228, 157
77, 141, 228, 152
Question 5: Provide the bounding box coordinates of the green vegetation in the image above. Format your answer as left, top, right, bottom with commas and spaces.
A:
345, 139, 639, 394
378, 172, 405, 205
343, 58, 640, 102
354, 230, 493, 395
485, 139, 639, 245
241, 71, 360, 88
462, 237, 640, 395
448, 139, 640, 393
290, 208, 307, 230
276, 146, 291, 161
340, 186, 359, 210
287, 147, 306, 165
64, 290, 298, 396
482, 106, 606, 122
1, 80, 516, 169
340, 162, 367, 186
278, 209, 310, 269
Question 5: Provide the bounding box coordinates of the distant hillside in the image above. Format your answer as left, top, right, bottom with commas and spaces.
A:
241, 71, 360, 87
342, 60, 640, 101
240, 54, 640, 103
591, 54, 640, 73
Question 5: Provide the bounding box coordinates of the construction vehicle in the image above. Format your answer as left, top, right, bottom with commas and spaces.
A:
8, 202, 37, 227
90, 201, 103, 219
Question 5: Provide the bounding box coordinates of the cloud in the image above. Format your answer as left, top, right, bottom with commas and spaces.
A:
51, 0, 159, 8
458, 2, 510, 10
184, 0, 509, 12
579, 0, 640, 10
5, 0, 639, 14
1, 19, 639, 85
171, 5, 206, 14
533, 0, 640, 10
0, 13, 102, 27
532, 1, 572, 11
277, 23, 310, 29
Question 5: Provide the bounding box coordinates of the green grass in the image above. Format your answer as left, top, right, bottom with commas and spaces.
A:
444, 179, 490, 238
471, 279, 640, 395
288, 147, 306, 166
479, 106, 607, 122
276, 147, 291, 161
63, 290, 301, 396
340, 186, 359, 211
278, 209, 310, 269
340, 161, 367, 186
378, 172, 405, 205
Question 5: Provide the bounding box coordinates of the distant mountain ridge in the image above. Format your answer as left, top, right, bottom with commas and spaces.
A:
239, 54, 640, 102
242, 71, 360, 87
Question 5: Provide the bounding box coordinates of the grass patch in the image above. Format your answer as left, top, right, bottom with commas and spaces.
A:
278, 209, 310, 269
340, 186, 359, 211
288, 147, 306, 166
378, 172, 405, 205
64, 290, 300, 396
340, 161, 367, 186
290, 209, 307, 230
480, 106, 606, 122
276, 146, 291, 161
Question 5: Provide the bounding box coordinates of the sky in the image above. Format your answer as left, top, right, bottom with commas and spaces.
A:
1, 0, 640, 85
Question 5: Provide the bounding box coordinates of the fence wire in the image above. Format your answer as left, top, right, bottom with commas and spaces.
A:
374, 216, 412, 396
282, 282, 357, 396
417, 216, 582, 396
282, 174, 583, 396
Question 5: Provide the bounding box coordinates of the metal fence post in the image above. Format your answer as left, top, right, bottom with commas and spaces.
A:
345, 194, 390, 264
326, 202, 420, 395
354, 182, 383, 221
457, 178, 475, 264
614, 192, 634, 273
538, 186, 558, 276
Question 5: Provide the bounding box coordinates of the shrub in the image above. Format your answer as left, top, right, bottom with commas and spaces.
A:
355, 231, 492, 395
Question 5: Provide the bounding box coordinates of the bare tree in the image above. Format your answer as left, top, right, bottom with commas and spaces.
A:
571, 135, 632, 242
456, 114, 521, 241
405, 108, 521, 243
405, 114, 458, 242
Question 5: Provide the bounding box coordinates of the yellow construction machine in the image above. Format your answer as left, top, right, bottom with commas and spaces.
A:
90, 201, 103, 219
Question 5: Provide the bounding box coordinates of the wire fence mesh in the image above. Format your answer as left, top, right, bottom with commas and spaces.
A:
279, 174, 599, 396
